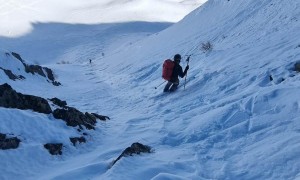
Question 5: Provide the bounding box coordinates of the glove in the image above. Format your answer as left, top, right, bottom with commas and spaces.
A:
185, 65, 189, 71
186, 56, 190, 62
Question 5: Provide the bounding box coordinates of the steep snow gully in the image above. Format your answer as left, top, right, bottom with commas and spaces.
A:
1, 0, 300, 179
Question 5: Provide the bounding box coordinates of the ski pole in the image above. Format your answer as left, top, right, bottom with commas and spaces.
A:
155, 81, 166, 89
184, 55, 191, 90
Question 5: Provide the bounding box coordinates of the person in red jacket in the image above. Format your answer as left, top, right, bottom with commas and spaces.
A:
163, 54, 189, 92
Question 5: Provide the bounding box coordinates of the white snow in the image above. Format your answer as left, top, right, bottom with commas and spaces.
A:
1, 0, 300, 179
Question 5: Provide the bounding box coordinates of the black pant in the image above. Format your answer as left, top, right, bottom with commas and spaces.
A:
163, 80, 179, 92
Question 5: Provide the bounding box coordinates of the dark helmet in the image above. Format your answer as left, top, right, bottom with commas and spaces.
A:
174, 54, 181, 62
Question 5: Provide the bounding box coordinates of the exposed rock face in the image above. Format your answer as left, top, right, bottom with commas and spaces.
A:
11, 52, 24, 63
24, 65, 61, 86
91, 113, 110, 121
53, 107, 96, 130
0, 133, 21, 150
112, 142, 152, 166
49, 97, 67, 108
0, 83, 52, 114
53, 106, 110, 130
0, 67, 25, 81
295, 62, 300, 72
70, 137, 86, 146
44, 143, 63, 155
9, 52, 61, 86
0, 86, 109, 130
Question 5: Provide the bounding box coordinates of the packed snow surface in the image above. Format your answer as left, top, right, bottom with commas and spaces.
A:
1, 0, 300, 179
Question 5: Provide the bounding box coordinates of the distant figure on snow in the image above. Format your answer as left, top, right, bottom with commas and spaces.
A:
89, 59, 92, 63
163, 54, 189, 92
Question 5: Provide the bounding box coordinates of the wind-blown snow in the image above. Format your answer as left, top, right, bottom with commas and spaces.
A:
1, 0, 300, 179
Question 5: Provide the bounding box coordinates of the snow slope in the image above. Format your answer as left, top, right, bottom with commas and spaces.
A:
1, 0, 300, 179
0, 0, 207, 37
0, 0, 205, 64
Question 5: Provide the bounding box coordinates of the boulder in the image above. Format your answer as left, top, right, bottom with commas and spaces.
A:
112, 142, 152, 166
0, 133, 21, 150
0, 67, 25, 81
70, 137, 86, 146
44, 143, 63, 155
53, 107, 96, 130
49, 97, 67, 108
0, 83, 52, 114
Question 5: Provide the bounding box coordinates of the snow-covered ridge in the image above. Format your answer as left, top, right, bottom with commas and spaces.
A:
0, 50, 61, 87
0, 0, 206, 37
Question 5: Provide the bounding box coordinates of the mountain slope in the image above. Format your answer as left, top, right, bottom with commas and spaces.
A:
60, 0, 300, 179
1, 0, 300, 179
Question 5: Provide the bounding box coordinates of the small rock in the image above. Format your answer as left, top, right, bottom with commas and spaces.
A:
44, 143, 63, 155
112, 142, 152, 166
0, 133, 21, 150
49, 97, 67, 107
70, 137, 86, 146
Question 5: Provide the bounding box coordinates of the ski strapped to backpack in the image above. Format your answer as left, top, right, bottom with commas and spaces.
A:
162, 59, 175, 81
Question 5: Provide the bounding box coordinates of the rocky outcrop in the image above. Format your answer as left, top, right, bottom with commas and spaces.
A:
53, 107, 97, 130
70, 137, 86, 146
0, 133, 21, 150
49, 97, 67, 108
295, 61, 300, 72
9, 52, 61, 86
0, 86, 109, 130
44, 143, 63, 155
0, 67, 25, 81
24, 64, 61, 86
52, 97, 110, 129
0, 83, 52, 114
112, 142, 152, 166
0, 85, 109, 153
11, 52, 24, 63
91, 113, 110, 121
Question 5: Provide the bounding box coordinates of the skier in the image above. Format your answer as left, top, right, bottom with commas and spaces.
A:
163, 54, 189, 92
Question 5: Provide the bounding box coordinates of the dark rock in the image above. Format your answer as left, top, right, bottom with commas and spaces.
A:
70, 137, 86, 146
85, 112, 97, 122
0, 83, 52, 114
44, 67, 55, 82
53, 107, 95, 130
112, 142, 152, 166
0, 67, 25, 81
44, 143, 63, 155
11, 52, 24, 63
0, 133, 6, 141
25, 64, 46, 77
269, 75, 273, 81
49, 97, 67, 107
9, 52, 61, 86
0, 133, 21, 150
91, 113, 110, 121
24, 64, 61, 86
52, 81, 61, 86
295, 62, 300, 72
